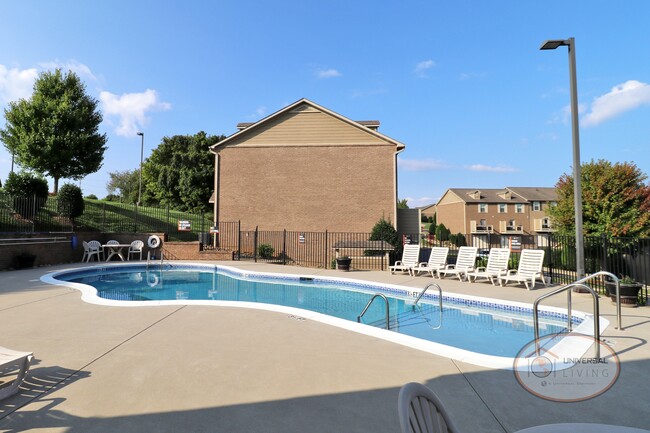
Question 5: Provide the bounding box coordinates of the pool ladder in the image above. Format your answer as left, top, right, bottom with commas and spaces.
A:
146, 250, 164, 270
357, 284, 444, 331
532, 271, 622, 357
357, 294, 390, 329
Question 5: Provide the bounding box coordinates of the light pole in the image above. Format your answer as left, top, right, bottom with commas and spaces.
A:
540, 37, 585, 279
137, 132, 144, 206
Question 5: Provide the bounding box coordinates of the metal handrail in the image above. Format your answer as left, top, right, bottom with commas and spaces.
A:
566, 271, 621, 329
357, 293, 390, 330
413, 283, 443, 312
533, 282, 600, 357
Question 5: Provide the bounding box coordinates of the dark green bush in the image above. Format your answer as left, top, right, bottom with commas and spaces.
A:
258, 243, 275, 259
57, 183, 85, 218
3, 171, 49, 218
85, 194, 98, 200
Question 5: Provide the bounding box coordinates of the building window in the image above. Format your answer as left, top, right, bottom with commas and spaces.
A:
498, 203, 507, 213
480, 219, 487, 226
532, 201, 541, 211
515, 204, 524, 213
478, 203, 487, 213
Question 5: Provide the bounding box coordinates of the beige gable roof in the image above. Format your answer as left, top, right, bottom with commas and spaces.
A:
210, 98, 405, 152
443, 188, 527, 204
506, 187, 558, 202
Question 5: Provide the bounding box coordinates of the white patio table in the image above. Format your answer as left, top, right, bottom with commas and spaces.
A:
102, 244, 132, 261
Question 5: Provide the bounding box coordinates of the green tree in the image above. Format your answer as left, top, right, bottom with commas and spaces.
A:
3, 171, 49, 218
397, 198, 409, 209
142, 132, 224, 212
57, 183, 85, 228
106, 170, 140, 204
0, 69, 107, 194
549, 159, 650, 237
435, 223, 450, 242
369, 217, 398, 248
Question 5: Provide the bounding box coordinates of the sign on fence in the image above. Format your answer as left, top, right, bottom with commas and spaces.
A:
178, 220, 191, 231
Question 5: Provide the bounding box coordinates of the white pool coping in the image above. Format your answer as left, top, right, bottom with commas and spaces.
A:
40, 262, 609, 370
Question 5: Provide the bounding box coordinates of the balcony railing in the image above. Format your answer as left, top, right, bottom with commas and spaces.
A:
499, 221, 523, 233
470, 221, 494, 234
534, 218, 554, 232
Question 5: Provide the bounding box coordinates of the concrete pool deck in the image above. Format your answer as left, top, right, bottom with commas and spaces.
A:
1, 261, 649, 432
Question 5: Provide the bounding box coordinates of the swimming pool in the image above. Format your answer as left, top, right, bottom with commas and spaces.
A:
42, 263, 604, 369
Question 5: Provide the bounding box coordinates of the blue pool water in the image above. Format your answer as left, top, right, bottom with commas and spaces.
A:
53, 264, 572, 359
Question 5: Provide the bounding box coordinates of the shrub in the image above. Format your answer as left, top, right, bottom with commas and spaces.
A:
258, 243, 275, 259
104, 193, 121, 202
85, 194, 98, 200
369, 217, 399, 257
57, 183, 85, 218
3, 171, 49, 218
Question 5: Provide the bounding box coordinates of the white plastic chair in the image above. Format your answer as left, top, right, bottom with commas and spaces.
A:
467, 248, 510, 285
411, 247, 449, 278
499, 249, 547, 290
398, 382, 461, 433
389, 244, 421, 275
128, 240, 144, 261
438, 247, 478, 281
86, 240, 103, 262
0, 346, 33, 400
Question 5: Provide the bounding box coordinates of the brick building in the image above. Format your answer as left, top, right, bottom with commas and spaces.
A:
435, 187, 557, 246
209, 99, 405, 232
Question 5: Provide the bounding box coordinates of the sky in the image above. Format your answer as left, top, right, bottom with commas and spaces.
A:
1, 1, 649, 208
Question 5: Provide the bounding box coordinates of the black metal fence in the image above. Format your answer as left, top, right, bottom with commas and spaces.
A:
0, 193, 213, 242
214, 222, 393, 270
218, 224, 649, 300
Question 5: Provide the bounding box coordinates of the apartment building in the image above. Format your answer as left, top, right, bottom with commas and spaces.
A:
435, 187, 557, 247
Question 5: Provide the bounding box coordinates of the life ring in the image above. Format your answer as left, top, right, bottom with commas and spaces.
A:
147, 273, 159, 287
148, 235, 161, 249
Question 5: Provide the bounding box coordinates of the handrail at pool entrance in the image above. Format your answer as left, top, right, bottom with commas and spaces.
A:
533, 282, 600, 358
357, 293, 390, 330
413, 283, 443, 311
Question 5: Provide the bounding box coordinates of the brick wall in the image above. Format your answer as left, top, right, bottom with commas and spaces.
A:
0, 232, 163, 270
217, 145, 397, 233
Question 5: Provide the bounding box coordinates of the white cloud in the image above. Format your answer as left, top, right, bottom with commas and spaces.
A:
459, 71, 486, 81
0, 65, 38, 104
582, 80, 650, 127
398, 158, 447, 171
465, 164, 518, 173
405, 196, 439, 208
100, 89, 171, 137
316, 68, 341, 79
415, 60, 435, 77
39, 59, 98, 82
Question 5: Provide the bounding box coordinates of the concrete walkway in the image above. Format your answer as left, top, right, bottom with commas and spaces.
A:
1, 261, 649, 432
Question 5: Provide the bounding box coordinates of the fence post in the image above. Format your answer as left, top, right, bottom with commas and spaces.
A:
166, 205, 170, 239
102, 202, 106, 232
283, 229, 287, 265
134, 203, 138, 233
254, 226, 258, 263
237, 220, 241, 261
324, 230, 328, 269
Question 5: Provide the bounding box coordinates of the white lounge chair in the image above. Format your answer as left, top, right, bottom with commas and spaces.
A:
128, 240, 144, 261
499, 249, 547, 290
389, 244, 421, 275
398, 382, 461, 433
411, 247, 449, 278
438, 247, 478, 281
467, 248, 510, 285
0, 346, 33, 400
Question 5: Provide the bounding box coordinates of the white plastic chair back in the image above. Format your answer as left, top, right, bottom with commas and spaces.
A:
398, 382, 461, 433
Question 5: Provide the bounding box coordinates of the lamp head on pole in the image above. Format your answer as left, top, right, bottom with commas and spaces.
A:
137, 132, 144, 137
540, 39, 571, 50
